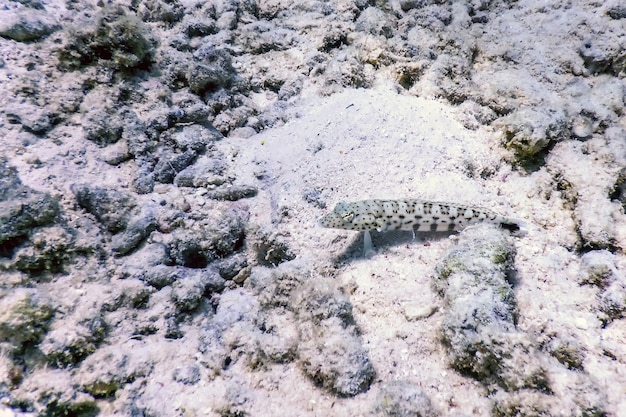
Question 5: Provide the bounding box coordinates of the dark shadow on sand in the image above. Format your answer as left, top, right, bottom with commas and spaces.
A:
333, 229, 457, 264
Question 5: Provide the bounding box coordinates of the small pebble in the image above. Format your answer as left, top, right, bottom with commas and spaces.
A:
403, 303, 437, 321
574, 317, 589, 330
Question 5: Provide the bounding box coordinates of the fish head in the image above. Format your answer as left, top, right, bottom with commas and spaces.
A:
318, 201, 356, 229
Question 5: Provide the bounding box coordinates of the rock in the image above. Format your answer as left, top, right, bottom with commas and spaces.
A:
58, 4, 154, 70
167, 206, 247, 267
40, 315, 106, 368
373, 381, 437, 417
4, 103, 52, 134
13, 226, 74, 274
0, 190, 60, 255
79, 89, 128, 146
136, 0, 185, 23
13, 370, 97, 416
497, 107, 567, 167
169, 91, 211, 124
0, 8, 60, 42
188, 46, 236, 95
0, 158, 22, 201
249, 228, 296, 267
578, 250, 619, 287
355, 7, 395, 38
133, 166, 155, 194
214, 253, 248, 280
205, 185, 258, 201
77, 344, 155, 398
153, 150, 198, 184
0, 288, 55, 349
173, 154, 228, 188
162, 124, 223, 153
435, 225, 549, 392
172, 364, 201, 385
579, 33, 625, 76
101, 140, 132, 165
171, 269, 225, 311
238, 21, 295, 54
297, 317, 375, 397
71, 185, 136, 233
111, 207, 158, 256
295, 279, 375, 397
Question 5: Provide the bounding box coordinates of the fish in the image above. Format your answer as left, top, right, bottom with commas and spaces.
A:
319, 199, 525, 255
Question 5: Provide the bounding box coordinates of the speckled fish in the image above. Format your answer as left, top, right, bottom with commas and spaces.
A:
319, 199, 524, 255
319, 199, 522, 232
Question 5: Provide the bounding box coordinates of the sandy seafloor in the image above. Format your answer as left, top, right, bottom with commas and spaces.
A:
1, 0, 626, 416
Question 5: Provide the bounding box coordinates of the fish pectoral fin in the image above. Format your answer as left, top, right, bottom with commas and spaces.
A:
363, 230, 375, 258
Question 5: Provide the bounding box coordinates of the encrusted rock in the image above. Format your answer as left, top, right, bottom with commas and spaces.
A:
77, 344, 155, 398
173, 154, 228, 188
167, 206, 247, 267
578, 250, 619, 287
294, 278, 375, 397
0, 288, 55, 349
111, 207, 157, 256
153, 150, 198, 184
58, 4, 154, 70
13, 226, 74, 273
171, 269, 225, 311
0, 8, 60, 42
0, 181, 60, 258
297, 316, 375, 397
435, 225, 548, 391
205, 185, 258, 201
373, 381, 437, 417
71, 184, 136, 234
497, 107, 567, 167
188, 46, 236, 95
40, 315, 107, 368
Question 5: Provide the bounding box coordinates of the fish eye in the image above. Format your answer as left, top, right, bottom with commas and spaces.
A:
341, 211, 355, 222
